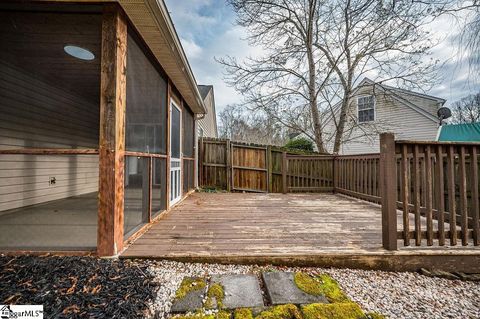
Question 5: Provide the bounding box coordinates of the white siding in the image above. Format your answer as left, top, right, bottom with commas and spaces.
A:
324, 85, 440, 155
0, 61, 99, 213
197, 89, 218, 138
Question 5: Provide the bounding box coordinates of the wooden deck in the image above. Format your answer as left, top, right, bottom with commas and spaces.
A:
121, 193, 480, 272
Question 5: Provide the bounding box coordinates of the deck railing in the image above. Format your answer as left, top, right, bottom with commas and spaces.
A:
334, 154, 381, 203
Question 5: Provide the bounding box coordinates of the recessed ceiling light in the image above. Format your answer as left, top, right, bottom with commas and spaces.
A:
64, 45, 95, 61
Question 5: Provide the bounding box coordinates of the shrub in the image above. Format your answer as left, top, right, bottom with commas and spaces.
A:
285, 137, 314, 152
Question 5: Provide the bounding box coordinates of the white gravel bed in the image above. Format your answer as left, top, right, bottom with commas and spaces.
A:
144, 260, 480, 319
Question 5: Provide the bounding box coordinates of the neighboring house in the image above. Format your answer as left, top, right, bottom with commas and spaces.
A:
437, 122, 480, 142
0, 1, 207, 256
195, 85, 218, 187
197, 85, 218, 138
324, 78, 445, 154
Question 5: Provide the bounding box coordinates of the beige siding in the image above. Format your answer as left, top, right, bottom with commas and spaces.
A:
324, 85, 440, 155
0, 61, 99, 213
197, 90, 218, 138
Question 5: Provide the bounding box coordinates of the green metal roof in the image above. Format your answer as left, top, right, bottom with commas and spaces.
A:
438, 123, 480, 142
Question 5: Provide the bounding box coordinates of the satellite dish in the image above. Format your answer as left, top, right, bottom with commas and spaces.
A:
437, 107, 452, 124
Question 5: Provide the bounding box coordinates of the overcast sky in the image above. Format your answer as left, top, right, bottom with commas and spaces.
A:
165, 0, 479, 112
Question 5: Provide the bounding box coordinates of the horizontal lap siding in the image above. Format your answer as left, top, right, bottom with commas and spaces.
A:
327, 86, 439, 155
0, 61, 99, 213
197, 90, 217, 138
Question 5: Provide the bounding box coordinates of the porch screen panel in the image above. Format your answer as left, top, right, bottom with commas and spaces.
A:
124, 156, 149, 236
182, 106, 195, 158
125, 33, 167, 154
152, 158, 167, 218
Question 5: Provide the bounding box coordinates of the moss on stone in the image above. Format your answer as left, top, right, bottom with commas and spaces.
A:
174, 311, 231, 319
294, 273, 349, 303
255, 304, 303, 319
234, 308, 254, 319
301, 302, 365, 319
175, 277, 207, 300
316, 274, 350, 303
205, 283, 225, 309
366, 312, 387, 319
294, 272, 323, 296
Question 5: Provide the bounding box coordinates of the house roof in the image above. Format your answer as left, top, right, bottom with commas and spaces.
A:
358, 78, 446, 104
438, 122, 480, 142
198, 85, 213, 100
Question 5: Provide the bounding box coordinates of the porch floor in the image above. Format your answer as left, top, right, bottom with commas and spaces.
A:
122, 192, 480, 271
0, 191, 145, 251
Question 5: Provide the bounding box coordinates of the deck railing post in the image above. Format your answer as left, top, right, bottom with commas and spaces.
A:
332, 156, 338, 192
380, 133, 398, 250
282, 151, 288, 194
226, 139, 231, 192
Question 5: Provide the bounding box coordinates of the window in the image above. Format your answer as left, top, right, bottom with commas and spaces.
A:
357, 95, 375, 123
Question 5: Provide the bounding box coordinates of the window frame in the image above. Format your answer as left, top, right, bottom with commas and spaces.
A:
356, 95, 376, 123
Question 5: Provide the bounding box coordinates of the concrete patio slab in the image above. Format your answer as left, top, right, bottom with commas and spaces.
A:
211, 274, 264, 310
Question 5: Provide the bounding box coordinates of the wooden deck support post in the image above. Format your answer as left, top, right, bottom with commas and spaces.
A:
267, 145, 272, 193
332, 156, 338, 192
282, 151, 288, 194
380, 133, 397, 250
226, 139, 231, 192
97, 4, 127, 257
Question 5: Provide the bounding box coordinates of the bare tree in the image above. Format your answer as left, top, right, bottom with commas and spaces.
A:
218, 104, 288, 145
218, 0, 440, 153
451, 91, 480, 123
418, 0, 480, 78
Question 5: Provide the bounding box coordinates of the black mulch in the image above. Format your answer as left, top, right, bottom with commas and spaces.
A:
0, 255, 158, 318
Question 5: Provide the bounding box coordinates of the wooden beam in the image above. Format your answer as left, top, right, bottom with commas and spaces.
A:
282, 151, 288, 194
226, 139, 231, 192
97, 4, 127, 257
166, 80, 172, 210
380, 133, 397, 250
0, 149, 99, 155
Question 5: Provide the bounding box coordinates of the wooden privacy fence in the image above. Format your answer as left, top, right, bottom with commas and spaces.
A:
199, 138, 334, 193
200, 136, 480, 251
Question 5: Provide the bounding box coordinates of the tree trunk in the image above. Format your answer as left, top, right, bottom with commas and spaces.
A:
333, 96, 348, 154
306, 0, 326, 153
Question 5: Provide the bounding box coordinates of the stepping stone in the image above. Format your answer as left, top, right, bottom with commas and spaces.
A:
211, 274, 264, 310
171, 277, 207, 313
262, 272, 329, 305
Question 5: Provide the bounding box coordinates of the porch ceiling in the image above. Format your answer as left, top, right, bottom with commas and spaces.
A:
28, 0, 207, 114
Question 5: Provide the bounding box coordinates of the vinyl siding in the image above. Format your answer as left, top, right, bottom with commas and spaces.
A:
0, 61, 99, 213
324, 85, 440, 155
197, 89, 218, 138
